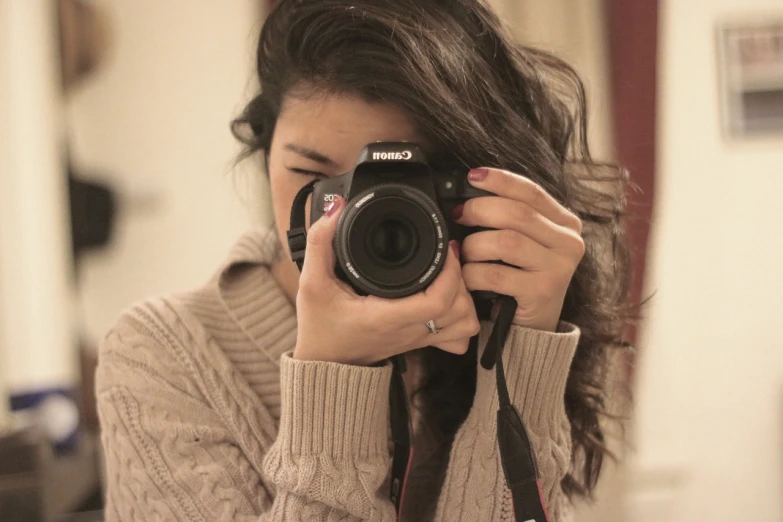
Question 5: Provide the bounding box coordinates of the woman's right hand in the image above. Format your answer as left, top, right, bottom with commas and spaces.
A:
293, 196, 481, 366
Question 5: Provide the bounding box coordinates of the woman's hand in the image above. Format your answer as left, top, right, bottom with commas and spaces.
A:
293, 196, 481, 366
453, 168, 585, 333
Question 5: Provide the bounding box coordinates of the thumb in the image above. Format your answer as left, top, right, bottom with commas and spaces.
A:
300, 196, 345, 282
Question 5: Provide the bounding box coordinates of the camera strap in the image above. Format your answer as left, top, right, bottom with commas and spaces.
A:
286, 181, 549, 521
286, 179, 318, 272
389, 356, 414, 518
482, 295, 551, 522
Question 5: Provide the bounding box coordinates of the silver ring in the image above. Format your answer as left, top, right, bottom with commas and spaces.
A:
424, 320, 440, 335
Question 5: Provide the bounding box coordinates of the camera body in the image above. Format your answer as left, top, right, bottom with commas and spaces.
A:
304, 142, 495, 299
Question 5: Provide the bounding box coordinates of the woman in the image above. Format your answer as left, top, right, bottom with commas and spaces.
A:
96, 0, 632, 520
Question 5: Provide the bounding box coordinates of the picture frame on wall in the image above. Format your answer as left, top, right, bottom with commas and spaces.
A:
717, 18, 783, 138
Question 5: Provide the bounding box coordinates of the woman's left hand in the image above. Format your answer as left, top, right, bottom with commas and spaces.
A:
452, 167, 585, 333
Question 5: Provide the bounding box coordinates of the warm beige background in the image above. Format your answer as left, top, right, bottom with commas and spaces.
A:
633, 1, 783, 521
64, 0, 267, 351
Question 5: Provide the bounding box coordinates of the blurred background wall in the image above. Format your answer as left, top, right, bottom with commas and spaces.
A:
66, 0, 268, 346
632, 0, 783, 521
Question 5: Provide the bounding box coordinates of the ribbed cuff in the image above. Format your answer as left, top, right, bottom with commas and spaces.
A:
277, 352, 393, 458
473, 321, 580, 430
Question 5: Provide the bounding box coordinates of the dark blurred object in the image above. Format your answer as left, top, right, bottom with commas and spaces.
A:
59, 0, 117, 262
78, 345, 99, 432
68, 170, 116, 260
58, 511, 104, 522
0, 428, 102, 522
58, 0, 111, 92
0, 429, 48, 522
9, 389, 80, 455
60, 0, 117, 262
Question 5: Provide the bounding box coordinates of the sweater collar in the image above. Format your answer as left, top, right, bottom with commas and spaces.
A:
223, 226, 285, 268
216, 227, 297, 365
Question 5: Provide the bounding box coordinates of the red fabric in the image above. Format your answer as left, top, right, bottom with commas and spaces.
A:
606, 0, 659, 375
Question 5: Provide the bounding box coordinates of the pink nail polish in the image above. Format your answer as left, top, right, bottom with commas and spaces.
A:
451, 204, 464, 220
468, 168, 489, 183
450, 240, 461, 260
325, 197, 340, 217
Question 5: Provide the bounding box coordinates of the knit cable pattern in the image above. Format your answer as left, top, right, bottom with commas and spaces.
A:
95, 229, 579, 521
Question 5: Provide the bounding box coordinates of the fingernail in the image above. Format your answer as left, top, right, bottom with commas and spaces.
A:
325, 197, 341, 217
450, 240, 461, 260
451, 204, 464, 220
468, 168, 489, 183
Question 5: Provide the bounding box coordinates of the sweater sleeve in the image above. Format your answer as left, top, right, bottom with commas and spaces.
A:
96, 312, 398, 522
433, 321, 579, 522
261, 353, 398, 520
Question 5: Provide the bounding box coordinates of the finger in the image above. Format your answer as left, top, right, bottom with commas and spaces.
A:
431, 315, 481, 346
461, 229, 553, 270
418, 285, 480, 353
374, 241, 463, 322
462, 261, 529, 297
299, 196, 345, 286
457, 197, 579, 250
427, 286, 477, 330
467, 168, 583, 233
428, 307, 481, 355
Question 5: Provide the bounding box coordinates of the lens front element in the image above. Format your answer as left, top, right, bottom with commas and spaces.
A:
366, 215, 418, 266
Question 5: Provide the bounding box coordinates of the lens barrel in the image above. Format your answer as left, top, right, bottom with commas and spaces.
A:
334, 183, 449, 298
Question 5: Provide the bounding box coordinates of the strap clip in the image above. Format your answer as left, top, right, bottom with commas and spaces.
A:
286, 227, 307, 269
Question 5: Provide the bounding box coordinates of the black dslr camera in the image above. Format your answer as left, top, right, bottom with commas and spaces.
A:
288, 142, 496, 299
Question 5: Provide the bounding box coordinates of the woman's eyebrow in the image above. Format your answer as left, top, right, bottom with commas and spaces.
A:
283, 143, 338, 167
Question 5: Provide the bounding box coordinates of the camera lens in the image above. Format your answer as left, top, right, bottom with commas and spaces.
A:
366, 216, 417, 266
334, 184, 449, 298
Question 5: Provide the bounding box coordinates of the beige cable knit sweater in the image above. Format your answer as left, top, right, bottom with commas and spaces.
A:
95, 228, 579, 521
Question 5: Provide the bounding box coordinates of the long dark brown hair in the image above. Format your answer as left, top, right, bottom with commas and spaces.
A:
233, 0, 633, 500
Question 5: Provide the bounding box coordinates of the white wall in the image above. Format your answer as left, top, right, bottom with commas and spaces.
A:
0, 1, 77, 395
632, 1, 783, 521
68, 0, 269, 345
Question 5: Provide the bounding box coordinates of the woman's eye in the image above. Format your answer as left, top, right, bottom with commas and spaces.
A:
290, 168, 326, 179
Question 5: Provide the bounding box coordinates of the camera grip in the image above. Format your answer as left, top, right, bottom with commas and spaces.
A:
461, 185, 494, 199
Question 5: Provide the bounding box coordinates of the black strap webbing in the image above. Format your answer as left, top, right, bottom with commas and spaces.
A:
286, 180, 318, 272
389, 356, 413, 517
482, 296, 551, 522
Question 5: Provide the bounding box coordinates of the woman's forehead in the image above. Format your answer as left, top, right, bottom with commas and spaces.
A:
275, 94, 424, 167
